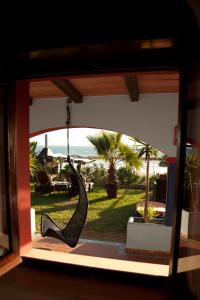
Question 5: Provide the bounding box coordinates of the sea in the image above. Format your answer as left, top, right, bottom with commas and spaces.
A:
35, 145, 167, 175
35, 145, 97, 158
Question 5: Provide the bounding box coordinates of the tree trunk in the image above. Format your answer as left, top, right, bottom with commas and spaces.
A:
144, 157, 150, 222
106, 161, 118, 198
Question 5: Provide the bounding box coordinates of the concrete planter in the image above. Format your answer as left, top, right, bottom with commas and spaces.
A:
133, 216, 165, 224
181, 209, 200, 240
126, 217, 172, 252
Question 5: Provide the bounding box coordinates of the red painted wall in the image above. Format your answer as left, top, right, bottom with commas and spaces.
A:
166, 157, 176, 164
15, 80, 32, 255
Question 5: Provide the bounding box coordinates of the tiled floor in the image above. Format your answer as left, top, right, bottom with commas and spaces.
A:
179, 236, 200, 257
0, 264, 173, 300
32, 231, 200, 268
32, 235, 170, 265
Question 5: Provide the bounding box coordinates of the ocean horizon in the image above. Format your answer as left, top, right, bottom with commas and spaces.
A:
35, 145, 97, 157
35, 145, 167, 175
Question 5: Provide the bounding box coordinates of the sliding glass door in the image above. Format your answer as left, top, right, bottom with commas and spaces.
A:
0, 86, 10, 257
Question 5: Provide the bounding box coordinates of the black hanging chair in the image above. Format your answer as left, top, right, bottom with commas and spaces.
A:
41, 102, 88, 248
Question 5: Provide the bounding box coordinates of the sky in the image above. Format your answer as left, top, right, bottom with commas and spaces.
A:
30, 128, 133, 147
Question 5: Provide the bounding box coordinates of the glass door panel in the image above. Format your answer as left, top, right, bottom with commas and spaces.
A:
0, 86, 10, 258
178, 64, 200, 273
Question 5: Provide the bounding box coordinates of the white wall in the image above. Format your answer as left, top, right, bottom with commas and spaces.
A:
30, 93, 178, 156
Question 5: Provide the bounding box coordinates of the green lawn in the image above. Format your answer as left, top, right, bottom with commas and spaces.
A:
31, 185, 145, 242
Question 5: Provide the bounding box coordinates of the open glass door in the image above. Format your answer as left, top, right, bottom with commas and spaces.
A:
175, 61, 200, 296
0, 85, 10, 258
0, 82, 21, 276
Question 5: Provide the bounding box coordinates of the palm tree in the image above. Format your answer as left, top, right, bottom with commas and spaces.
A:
131, 138, 159, 222
87, 131, 142, 198
30, 141, 41, 177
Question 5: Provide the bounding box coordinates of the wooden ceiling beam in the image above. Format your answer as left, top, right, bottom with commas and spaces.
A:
52, 79, 83, 103
124, 75, 139, 102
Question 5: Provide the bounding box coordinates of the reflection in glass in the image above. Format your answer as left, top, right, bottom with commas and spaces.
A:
178, 67, 200, 273
0, 90, 10, 257
184, 147, 200, 209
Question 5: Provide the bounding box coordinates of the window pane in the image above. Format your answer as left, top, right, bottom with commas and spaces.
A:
178, 65, 200, 273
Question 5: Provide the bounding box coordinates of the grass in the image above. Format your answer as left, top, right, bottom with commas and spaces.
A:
31, 184, 145, 242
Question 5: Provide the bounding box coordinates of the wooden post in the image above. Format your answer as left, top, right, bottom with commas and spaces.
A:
16, 80, 32, 255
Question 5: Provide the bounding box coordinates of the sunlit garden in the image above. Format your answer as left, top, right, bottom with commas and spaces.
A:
30, 130, 167, 243
31, 184, 145, 242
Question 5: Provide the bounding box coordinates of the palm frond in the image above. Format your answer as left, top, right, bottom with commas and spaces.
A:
137, 148, 146, 158
87, 133, 111, 161
130, 137, 146, 146
30, 153, 41, 176
30, 141, 38, 156
118, 143, 142, 170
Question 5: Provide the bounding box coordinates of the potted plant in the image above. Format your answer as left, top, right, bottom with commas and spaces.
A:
126, 206, 172, 252
130, 138, 160, 222
126, 139, 172, 253
181, 148, 200, 240
136, 206, 165, 224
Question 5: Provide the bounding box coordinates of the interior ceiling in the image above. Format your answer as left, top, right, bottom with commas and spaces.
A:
30, 71, 179, 99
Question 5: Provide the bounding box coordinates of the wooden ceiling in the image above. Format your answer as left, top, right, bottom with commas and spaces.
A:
30, 71, 179, 101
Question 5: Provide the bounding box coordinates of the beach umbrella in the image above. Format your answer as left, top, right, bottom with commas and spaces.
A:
72, 157, 96, 173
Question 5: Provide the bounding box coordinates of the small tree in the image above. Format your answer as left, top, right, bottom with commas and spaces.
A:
131, 138, 159, 222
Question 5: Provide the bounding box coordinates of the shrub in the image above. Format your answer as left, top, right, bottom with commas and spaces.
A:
136, 206, 161, 220
149, 173, 160, 187
81, 163, 107, 186
53, 164, 73, 181
117, 167, 145, 186
136, 175, 146, 185
117, 167, 134, 185
45, 160, 59, 175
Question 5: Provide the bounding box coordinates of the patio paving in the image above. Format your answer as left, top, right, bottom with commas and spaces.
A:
32, 235, 170, 265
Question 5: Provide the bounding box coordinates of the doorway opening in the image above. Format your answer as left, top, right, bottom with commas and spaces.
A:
24, 71, 180, 275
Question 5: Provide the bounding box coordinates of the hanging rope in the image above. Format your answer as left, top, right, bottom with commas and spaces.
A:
66, 99, 70, 159
40, 99, 88, 247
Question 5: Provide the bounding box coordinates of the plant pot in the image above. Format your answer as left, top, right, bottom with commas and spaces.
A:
105, 183, 117, 198
126, 216, 172, 252
181, 209, 200, 240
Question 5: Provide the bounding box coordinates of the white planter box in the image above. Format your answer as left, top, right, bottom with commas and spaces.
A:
181, 209, 189, 238
31, 208, 36, 235
126, 217, 172, 252
181, 209, 200, 240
